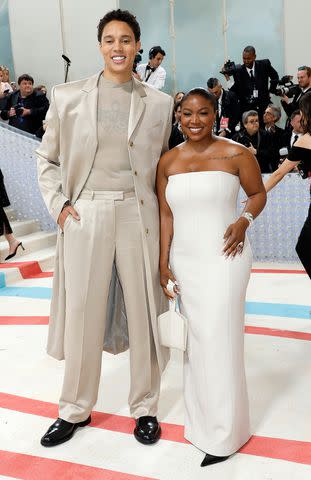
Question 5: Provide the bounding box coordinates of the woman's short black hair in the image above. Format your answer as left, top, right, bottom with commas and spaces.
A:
299, 91, 311, 135
97, 9, 141, 43
180, 88, 217, 112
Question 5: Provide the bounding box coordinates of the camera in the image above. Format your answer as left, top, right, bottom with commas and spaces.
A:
275, 75, 300, 98
133, 49, 143, 73
13, 103, 24, 117
220, 60, 237, 77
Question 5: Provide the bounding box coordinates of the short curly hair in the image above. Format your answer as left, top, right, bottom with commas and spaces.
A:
97, 9, 141, 43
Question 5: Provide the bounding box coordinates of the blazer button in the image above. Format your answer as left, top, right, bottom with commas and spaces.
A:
145, 228, 149, 235
140, 199, 144, 205
134, 171, 138, 176
129, 141, 134, 147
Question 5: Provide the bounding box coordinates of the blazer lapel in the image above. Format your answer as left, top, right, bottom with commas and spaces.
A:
128, 78, 147, 141
71, 72, 101, 203
81, 71, 101, 149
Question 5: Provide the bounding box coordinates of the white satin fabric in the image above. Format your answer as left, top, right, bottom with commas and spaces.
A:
166, 171, 252, 456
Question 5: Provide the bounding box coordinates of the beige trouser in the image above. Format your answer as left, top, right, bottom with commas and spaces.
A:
59, 190, 160, 423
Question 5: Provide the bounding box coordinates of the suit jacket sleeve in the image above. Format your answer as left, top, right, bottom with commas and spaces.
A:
30, 94, 50, 118
281, 98, 296, 117
0, 93, 13, 120
161, 96, 174, 155
227, 91, 240, 134
36, 86, 69, 223
266, 59, 279, 93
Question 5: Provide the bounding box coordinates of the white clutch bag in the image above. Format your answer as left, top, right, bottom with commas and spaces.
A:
157, 295, 188, 351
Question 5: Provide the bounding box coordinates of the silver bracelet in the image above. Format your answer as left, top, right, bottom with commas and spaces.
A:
241, 211, 254, 226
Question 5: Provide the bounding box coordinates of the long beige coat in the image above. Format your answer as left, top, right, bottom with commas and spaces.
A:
36, 72, 173, 373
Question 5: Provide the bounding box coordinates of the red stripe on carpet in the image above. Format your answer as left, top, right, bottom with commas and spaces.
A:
251, 268, 306, 274
245, 325, 311, 341
0, 450, 156, 480
0, 316, 49, 325
2, 318, 310, 343
240, 436, 311, 465
1, 393, 311, 465
0, 261, 52, 279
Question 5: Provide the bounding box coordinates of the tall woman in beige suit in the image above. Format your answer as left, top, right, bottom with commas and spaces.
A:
37, 9, 173, 448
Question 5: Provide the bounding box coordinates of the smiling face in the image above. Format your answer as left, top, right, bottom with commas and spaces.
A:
99, 20, 141, 81
181, 95, 216, 142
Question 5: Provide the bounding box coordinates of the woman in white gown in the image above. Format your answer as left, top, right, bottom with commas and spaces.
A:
157, 89, 266, 466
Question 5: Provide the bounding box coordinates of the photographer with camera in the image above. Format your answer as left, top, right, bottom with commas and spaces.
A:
221, 46, 279, 124
0, 74, 49, 134
280, 66, 311, 129
207, 77, 240, 138
136, 46, 166, 90
233, 110, 273, 173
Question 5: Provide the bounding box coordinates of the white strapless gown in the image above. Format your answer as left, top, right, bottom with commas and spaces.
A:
166, 171, 252, 456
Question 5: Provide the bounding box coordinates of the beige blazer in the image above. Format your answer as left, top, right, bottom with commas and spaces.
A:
36, 72, 173, 373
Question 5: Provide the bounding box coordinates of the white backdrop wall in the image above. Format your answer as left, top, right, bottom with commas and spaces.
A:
6, 1, 311, 96
283, 0, 311, 76
8, 0, 117, 95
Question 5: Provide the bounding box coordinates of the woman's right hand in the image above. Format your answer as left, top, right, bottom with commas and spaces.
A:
58, 205, 80, 231
160, 266, 178, 299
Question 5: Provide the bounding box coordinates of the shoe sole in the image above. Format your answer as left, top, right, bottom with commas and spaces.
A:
41, 416, 91, 447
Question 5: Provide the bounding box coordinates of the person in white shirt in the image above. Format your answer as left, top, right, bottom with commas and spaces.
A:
0, 67, 13, 100
137, 46, 166, 90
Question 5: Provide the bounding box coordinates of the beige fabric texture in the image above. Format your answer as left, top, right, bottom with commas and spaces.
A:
58, 193, 160, 422
36, 72, 173, 378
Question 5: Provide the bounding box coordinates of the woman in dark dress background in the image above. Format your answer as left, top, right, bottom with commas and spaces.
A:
0, 169, 24, 261
264, 92, 311, 278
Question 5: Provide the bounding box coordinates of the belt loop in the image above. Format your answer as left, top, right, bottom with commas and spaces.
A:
91, 191, 94, 201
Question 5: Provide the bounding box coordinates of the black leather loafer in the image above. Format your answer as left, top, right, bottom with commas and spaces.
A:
40, 416, 91, 447
201, 453, 229, 467
134, 416, 161, 445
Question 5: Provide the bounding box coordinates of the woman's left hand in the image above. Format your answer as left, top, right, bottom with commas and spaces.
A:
223, 217, 249, 258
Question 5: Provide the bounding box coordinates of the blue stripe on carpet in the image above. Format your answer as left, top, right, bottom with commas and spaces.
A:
246, 301, 311, 319
0, 272, 6, 288
0, 287, 51, 299
0, 285, 309, 318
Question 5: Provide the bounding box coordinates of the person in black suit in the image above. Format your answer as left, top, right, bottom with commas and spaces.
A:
223, 46, 279, 124
281, 110, 304, 151
281, 66, 311, 130
0, 74, 49, 135
233, 110, 273, 173
262, 104, 284, 171
207, 77, 240, 138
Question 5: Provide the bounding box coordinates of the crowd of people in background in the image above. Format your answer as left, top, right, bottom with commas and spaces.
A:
0, 45, 311, 172
0, 69, 49, 137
